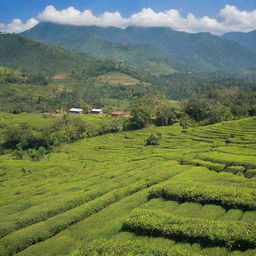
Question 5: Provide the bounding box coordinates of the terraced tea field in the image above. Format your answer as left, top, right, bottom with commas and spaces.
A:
0, 116, 256, 256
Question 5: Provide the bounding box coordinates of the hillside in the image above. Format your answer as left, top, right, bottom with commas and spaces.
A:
0, 115, 256, 255
22, 22, 256, 74
223, 30, 256, 53
21, 23, 186, 75
0, 33, 152, 80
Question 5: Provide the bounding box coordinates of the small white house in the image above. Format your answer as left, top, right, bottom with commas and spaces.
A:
91, 108, 103, 115
68, 108, 83, 114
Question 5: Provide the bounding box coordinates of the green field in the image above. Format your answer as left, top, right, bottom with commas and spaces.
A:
93, 72, 150, 86
0, 115, 256, 256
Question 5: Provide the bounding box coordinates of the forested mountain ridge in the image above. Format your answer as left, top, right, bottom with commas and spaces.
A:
223, 30, 256, 53
0, 33, 152, 81
22, 22, 256, 74
21, 23, 190, 75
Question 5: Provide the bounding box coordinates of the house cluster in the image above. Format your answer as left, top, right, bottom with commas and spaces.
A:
66, 108, 131, 117
68, 108, 103, 115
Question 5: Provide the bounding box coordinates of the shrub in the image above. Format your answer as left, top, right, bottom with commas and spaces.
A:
123, 209, 256, 250
72, 239, 204, 256
182, 159, 224, 172
225, 166, 245, 175
198, 152, 256, 169
244, 169, 256, 178
145, 134, 161, 146
149, 182, 256, 210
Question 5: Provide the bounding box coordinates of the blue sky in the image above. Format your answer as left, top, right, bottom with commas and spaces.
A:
0, 0, 256, 34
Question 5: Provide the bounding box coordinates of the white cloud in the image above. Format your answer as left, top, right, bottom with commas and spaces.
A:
1, 5, 256, 34
37, 5, 256, 35
0, 18, 39, 33
219, 5, 256, 31
38, 5, 127, 27
128, 5, 256, 34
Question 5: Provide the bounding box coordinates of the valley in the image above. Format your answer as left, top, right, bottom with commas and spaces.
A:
0, 3, 256, 254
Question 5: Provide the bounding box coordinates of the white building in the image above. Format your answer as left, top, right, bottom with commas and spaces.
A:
91, 108, 103, 115
68, 108, 83, 114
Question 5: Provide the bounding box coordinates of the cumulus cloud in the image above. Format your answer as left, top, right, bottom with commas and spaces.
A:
37, 5, 256, 35
0, 18, 39, 33
38, 5, 127, 27
219, 5, 256, 32
1, 5, 256, 34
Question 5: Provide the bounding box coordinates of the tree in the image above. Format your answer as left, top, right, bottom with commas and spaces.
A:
183, 98, 210, 122
180, 114, 190, 129
155, 104, 178, 126
130, 106, 152, 129
208, 103, 233, 124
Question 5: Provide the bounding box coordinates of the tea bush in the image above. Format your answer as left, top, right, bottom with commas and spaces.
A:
123, 209, 256, 250
149, 183, 256, 210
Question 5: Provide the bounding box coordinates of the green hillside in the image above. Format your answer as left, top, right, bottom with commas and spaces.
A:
75, 37, 178, 75
0, 33, 151, 80
0, 114, 255, 256
22, 22, 256, 74
223, 30, 256, 53
21, 23, 183, 75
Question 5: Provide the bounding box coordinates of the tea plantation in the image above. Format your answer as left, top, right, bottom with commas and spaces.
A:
0, 115, 256, 256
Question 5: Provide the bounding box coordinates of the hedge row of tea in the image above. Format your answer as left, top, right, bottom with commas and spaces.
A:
123, 209, 256, 250
184, 158, 256, 178
71, 239, 205, 256
149, 182, 256, 210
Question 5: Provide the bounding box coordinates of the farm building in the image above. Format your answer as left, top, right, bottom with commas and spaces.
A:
68, 108, 83, 114
111, 111, 132, 117
91, 108, 103, 115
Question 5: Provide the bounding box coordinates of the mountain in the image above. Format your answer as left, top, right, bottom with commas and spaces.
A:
0, 33, 104, 76
22, 22, 256, 74
0, 33, 153, 83
21, 23, 188, 75
223, 30, 256, 53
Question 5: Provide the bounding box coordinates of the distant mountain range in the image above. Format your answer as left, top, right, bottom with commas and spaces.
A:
21, 22, 256, 75
223, 30, 256, 53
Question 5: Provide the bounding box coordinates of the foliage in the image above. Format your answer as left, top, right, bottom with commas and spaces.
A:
182, 159, 225, 172
130, 106, 152, 129
145, 134, 162, 146
223, 30, 256, 53
0, 172, 173, 255
22, 22, 256, 74
149, 182, 256, 210
0, 114, 127, 159
123, 209, 256, 249
71, 239, 204, 256
155, 104, 178, 126
0, 114, 256, 256
183, 98, 210, 122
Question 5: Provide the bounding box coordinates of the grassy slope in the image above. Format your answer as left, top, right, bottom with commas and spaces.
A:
0, 116, 255, 255
92, 72, 149, 86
